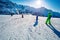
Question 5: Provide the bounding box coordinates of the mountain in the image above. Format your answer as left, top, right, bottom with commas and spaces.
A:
0, 0, 24, 15
0, 0, 15, 14
32, 7, 60, 18
0, 0, 33, 14
0, 0, 60, 18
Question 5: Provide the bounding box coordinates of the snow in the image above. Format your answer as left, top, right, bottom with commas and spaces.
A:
0, 15, 60, 40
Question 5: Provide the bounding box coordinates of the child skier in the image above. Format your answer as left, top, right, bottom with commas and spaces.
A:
45, 12, 52, 24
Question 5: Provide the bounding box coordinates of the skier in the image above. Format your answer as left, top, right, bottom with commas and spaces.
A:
22, 14, 24, 18
21, 5, 24, 18
45, 12, 52, 24
10, 9, 14, 16
33, 14, 38, 27
36, 15, 38, 22
11, 13, 14, 16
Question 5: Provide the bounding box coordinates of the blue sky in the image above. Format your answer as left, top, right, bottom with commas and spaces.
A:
10, 0, 60, 13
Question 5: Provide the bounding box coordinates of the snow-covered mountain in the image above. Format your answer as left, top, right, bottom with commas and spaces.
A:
0, 0, 60, 18
0, 0, 24, 14
32, 7, 60, 18
0, 0, 35, 15
0, 0, 15, 14
0, 15, 60, 40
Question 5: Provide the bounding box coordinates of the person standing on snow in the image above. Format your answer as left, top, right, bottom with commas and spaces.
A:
33, 13, 38, 27
11, 9, 14, 16
21, 5, 24, 18
36, 15, 38, 22
22, 14, 24, 18
45, 12, 52, 24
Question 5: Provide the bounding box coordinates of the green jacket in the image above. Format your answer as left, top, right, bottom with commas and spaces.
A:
48, 13, 52, 19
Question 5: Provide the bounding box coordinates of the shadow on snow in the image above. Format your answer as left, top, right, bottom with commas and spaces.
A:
46, 24, 60, 38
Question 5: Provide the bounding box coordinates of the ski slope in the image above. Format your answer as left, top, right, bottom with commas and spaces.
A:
0, 15, 60, 40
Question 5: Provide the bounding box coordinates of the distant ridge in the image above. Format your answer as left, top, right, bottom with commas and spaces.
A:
0, 0, 60, 18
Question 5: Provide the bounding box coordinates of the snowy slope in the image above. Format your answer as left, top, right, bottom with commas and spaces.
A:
0, 15, 60, 40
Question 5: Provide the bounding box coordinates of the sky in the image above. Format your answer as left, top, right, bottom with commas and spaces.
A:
10, 0, 60, 13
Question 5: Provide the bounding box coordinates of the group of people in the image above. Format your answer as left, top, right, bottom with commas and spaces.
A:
34, 12, 52, 27
11, 11, 52, 27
